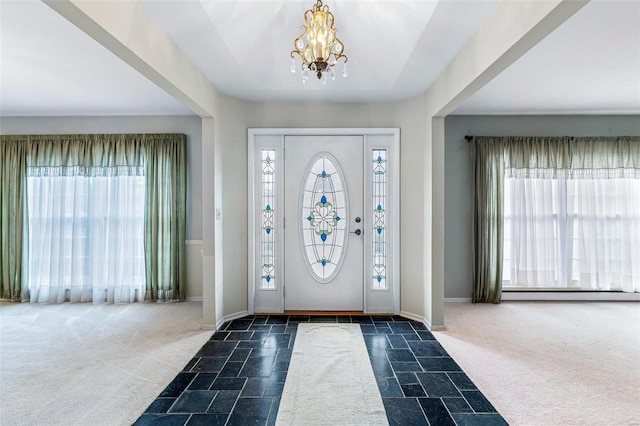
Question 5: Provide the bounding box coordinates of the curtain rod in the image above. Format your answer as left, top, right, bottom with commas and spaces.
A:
464, 136, 594, 142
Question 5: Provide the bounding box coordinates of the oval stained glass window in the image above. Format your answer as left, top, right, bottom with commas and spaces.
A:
300, 153, 349, 283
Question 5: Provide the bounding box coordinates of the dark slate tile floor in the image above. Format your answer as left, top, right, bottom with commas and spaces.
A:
134, 315, 508, 426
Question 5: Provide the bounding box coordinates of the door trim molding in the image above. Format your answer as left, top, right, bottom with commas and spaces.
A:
248, 128, 400, 315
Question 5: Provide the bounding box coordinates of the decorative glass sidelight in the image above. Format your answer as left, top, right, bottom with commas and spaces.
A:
301, 153, 348, 283
260, 150, 276, 289
372, 149, 387, 289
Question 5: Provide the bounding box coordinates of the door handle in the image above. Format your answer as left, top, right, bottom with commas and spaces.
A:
350, 229, 362, 236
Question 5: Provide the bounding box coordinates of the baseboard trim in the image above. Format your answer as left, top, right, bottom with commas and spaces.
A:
186, 297, 203, 302
502, 292, 640, 301
445, 298, 472, 303
216, 310, 250, 330
399, 310, 423, 323
364, 309, 395, 315
200, 310, 250, 331
399, 310, 445, 331
254, 308, 285, 314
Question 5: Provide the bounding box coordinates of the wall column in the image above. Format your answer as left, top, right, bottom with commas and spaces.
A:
202, 117, 217, 328
429, 117, 446, 329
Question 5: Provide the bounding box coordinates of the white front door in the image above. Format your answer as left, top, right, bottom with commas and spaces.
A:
283, 135, 364, 311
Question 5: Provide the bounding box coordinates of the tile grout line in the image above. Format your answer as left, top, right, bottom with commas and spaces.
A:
135, 315, 506, 426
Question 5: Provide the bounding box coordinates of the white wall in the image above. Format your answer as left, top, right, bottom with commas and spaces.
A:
213, 98, 429, 320
0, 103, 433, 323
395, 96, 427, 318
444, 115, 640, 299
18, 114, 634, 320
214, 95, 254, 317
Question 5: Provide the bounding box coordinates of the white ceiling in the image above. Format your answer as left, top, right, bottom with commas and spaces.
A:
137, 0, 497, 103
456, 0, 640, 115
0, 0, 638, 116
0, 0, 191, 116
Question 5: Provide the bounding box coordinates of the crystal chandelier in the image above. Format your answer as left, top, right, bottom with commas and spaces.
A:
290, 0, 348, 84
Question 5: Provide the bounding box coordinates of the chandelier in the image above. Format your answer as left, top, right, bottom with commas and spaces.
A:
290, 0, 348, 84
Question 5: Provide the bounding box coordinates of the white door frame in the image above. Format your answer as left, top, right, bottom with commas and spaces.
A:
248, 128, 400, 314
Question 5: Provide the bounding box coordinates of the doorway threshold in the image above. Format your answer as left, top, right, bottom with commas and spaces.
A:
284, 310, 391, 316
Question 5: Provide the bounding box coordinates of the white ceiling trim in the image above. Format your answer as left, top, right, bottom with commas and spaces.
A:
0, 1, 191, 117
454, 0, 640, 115
428, 0, 590, 117
1, 0, 638, 116
43, 0, 220, 118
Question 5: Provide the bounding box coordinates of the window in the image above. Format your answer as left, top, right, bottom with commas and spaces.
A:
27, 174, 146, 303
503, 176, 640, 291
372, 149, 387, 290
300, 154, 348, 283
260, 150, 276, 289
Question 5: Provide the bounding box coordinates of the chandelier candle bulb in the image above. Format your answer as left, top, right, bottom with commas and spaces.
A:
290, 0, 348, 83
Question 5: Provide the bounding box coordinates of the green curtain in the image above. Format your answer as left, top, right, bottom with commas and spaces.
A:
26, 134, 145, 177
472, 136, 640, 303
504, 136, 640, 178
0, 133, 186, 303
143, 135, 187, 301
472, 138, 505, 304
0, 138, 28, 301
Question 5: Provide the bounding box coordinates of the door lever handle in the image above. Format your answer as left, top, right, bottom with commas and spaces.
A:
350, 229, 362, 236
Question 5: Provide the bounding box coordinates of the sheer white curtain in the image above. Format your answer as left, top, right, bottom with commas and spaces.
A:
503, 177, 567, 288
27, 174, 145, 303
504, 177, 640, 292
569, 179, 640, 292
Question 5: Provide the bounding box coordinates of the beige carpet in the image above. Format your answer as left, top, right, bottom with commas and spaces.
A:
276, 323, 388, 426
434, 301, 640, 426
0, 301, 213, 426
3, 301, 638, 426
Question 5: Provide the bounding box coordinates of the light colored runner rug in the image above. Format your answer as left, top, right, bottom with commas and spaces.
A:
276, 323, 388, 426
